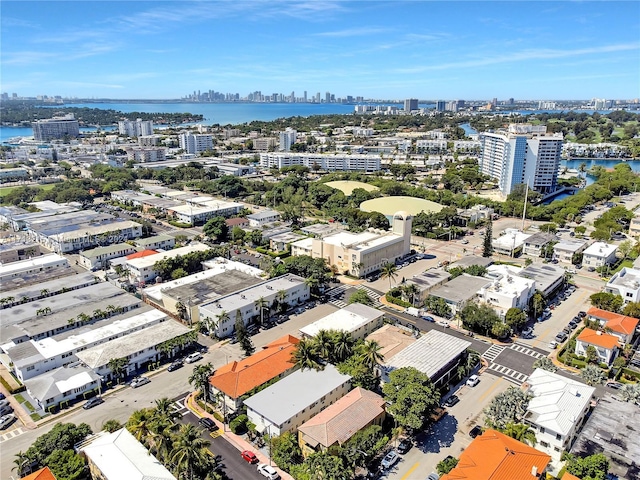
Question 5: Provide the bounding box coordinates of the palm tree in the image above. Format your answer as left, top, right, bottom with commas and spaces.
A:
176, 302, 187, 321
581, 365, 606, 386
403, 283, 419, 306
105, 304, 116, 316
40, 289, 49, 297
254, 296, 269, 326
12, 451, 31, 477
313, 329, 334, 361
77, 312, 91, 324
127, 408, 155, 444
0, 296, 14, 307
357, 340, 385, 369
381, 262, 398, 289
502, 422, 537, 446
214, 310, 230, 337
170, 424, 211, 480
102, 419, 123, 433
532, 357, 557, 373
276, 289, 288, 313
107, 357, 129, 383
292, 338, 323, 371
153, 397, 180, 425
332, 331, 354, 363
189, 363, 215, 410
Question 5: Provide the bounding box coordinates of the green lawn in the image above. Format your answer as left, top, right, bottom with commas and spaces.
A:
0, 183, 56, 197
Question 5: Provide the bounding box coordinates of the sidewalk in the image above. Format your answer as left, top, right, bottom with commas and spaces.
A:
185, 391, 294, 480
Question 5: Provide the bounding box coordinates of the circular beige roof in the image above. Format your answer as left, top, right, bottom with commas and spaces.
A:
360, 196, 444, 216
324, 180, 379, 196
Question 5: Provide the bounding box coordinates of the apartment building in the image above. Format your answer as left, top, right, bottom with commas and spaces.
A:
260, 153, 381, 172
118, 118, 154, 137
179, 132, 214, 154
32, 114, 80, 142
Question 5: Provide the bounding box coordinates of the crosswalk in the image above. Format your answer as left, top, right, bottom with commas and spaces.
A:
486, 364, 529, 384
510, 343, 545, 359
172, 396, 189, 417
0, 426, 25, 444
326, 284, 383, 309
481, 344, 505, 363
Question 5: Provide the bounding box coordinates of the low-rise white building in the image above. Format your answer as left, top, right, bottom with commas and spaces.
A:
79, 243, 138, 271
629, 215, 640, 238
492, 229, 532, 256
260, 153, 381, 172
34, 220, 143, 254
125, 243, 211, 284
244, 364, 352, 436
132, 234, 176, 251
522, 232, 558, 257
269, 231, 307, 252
199, 274, 310, 338
168, 200, 243, 226
247, 209, 281, 227
478, 265, 535, 314
604, 267, 640, 304
582, 242, 618, 269
0, 253, 69, 283
553, 239, 588, 264
79, 428, 177, 480
299, 304, 384, 341
523, 369, 595, 472
24, 364, 102, 412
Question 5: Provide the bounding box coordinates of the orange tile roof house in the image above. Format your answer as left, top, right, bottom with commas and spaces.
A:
440, 429, 550, 480
586, 307, 639, 345
575, 328, 620, 365
298, 387, 386, 456
21, 467, 57, 480
208, 335, 299, 412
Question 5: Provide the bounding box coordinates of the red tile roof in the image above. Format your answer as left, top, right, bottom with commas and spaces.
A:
209, 335, 299, 399
587, 307, 639, 336
226, 217, 249, 227
577, 328, 620, 349
298, 387, 385, 448
125, 249, 158, 260
562, 474, 581, 480
440, 429, 550, 480
21, 467, 57, 480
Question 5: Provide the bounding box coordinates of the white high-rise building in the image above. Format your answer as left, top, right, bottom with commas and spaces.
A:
32, 114, 80, 142
279, 128, 297, 151
179, 132, 214, 154
118, 118, 154, 137
479, 124, 563, 197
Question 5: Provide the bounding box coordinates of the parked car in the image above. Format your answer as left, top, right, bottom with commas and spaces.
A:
381, 450, 400, 469
422, 315, 435, 322
426, 473, 440, 480
168, 359, 184, 371
185, 352, 203, 364
0, 413, 16, 430
578, 311, 587, 318
130, 377, 151, 388
0, 393, 5, 401
469, 425, 483, 438
466, 375, 480, 387
549, 340, 558, 349
437, 320, 450, 328
397, 438, 412, 454
444, 395, 460, 407
606, 382, 623, 390
257, 464, 280, 479
555, 332, 568, 343
521, 327, 534, 337
83, 397, 104, 410
241, 450, 258, 464
198, 417, 219, 431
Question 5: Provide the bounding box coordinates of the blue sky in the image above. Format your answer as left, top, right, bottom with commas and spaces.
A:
2, 1, 639, 100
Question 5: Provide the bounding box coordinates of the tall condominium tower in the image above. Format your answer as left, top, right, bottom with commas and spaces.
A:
404, 98, 418, 112
279, 128, 297, 151
479, 124, 563, 197
118, 118, 154, 137
32, 114, 80, 141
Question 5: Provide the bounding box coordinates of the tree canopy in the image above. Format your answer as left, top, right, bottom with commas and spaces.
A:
382, 367, 440, 430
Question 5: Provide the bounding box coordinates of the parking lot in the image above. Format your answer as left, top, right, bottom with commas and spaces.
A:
385, 374, 511, 480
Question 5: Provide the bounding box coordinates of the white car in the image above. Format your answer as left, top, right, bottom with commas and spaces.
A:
130, 377, 151, 388
548, 340, 558, 349
521, 327, 534, 337
466, 375, 480, 387
381, 450, 400, 469
185, 352, 203, 364
257, 464, 280, 479
437, 320, 450, 328
0, 413, 16, 430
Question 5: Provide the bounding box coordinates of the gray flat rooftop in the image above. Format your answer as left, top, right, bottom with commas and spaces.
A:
523, 232, 557, 246
80, 243, 139, 259
134, 234, 175, 246
518, 264, 565, 293
382, 330, 471, 383
608, 268, 640, 290
452, 255, 493, 269
163, 269, 263, 305
76, 320, 192, 369
571, 394, 640, 480
243, 364, 352, 427
407, 269, 450, 290
0, 272, 98, 304
0, 265, 77, 293
300, 223, 342, 237
429, 274, 491, 304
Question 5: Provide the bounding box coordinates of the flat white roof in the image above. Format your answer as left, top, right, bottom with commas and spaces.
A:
126, 243, 210, 269
48, 221, 141, 242
607, 267, 640, 290
483, 264, 535, 295
554, 239, 588, 253
0, 253, 67, 276
492, 229, 532, 250
524, 369, 595, 436
170, 201, 242, 215
23, 309, 166, 361
300, 304, 384, 337
144, 257, 263, 301
383, 330, 471, 382
80, 429, 176, 480
244, 364, 351, 427
291, 237, 313, 250
321, 229, 403, 252
583, 241, 618, 258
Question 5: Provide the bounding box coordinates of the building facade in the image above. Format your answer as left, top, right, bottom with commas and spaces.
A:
279, 128, 297, 151
32, 115, 80, 142
179, 132, 214, 154
260, 153, 381, 172
479, 124, 563, 197
118, 119, 154, 137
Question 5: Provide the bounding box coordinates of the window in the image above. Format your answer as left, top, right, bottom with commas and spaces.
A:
556, 434, 562, 441
540, 441, 549, 448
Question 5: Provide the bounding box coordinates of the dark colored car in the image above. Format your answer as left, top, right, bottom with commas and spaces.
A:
198, 417, 219, 431
167, 360, 183, 372
83, 397, 104, 410
578, 311, 587, 318
555, 332, 568, 343
469, 426, 483, 438
422, 315, 435, 322
397, 438, 412, 454
444, 395, 460, 407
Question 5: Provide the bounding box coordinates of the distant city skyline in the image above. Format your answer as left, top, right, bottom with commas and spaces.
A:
2, 1, 639, 100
